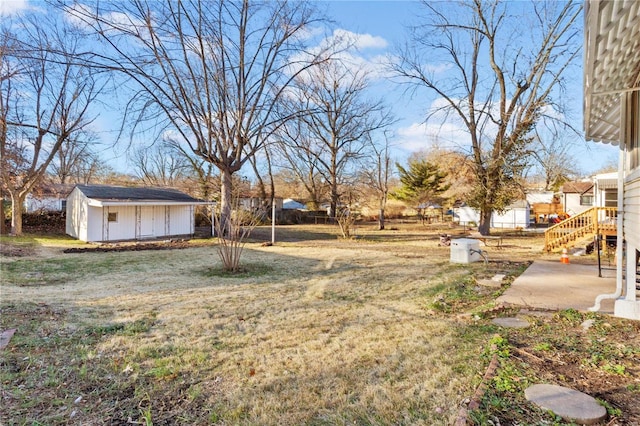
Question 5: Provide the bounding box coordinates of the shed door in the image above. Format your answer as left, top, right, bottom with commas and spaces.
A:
139, 206, 155, 238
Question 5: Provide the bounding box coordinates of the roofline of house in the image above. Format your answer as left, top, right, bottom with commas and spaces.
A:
87, 200, 215, 207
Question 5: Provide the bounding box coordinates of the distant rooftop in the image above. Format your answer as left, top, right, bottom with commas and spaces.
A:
560, 182, 593, 195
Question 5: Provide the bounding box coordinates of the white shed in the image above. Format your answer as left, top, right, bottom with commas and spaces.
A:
453, 200, 530, 229
66, 184, 210, 242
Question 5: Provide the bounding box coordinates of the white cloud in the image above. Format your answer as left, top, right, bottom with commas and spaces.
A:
0, 0, 29, 16
64, 3, 146, 37
288, 27, 391, 82
395, 121, 471, 153
332, 28, 388, 50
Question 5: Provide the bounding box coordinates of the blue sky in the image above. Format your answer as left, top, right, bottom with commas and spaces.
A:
2, 0, 619, 177
319, 0, 619, 175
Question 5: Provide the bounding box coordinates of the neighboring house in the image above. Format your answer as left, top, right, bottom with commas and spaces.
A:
584, 0, 640, 320
526, 191, 555, 205
25, 184, 74, 213
66, 184, 210, 242
592, 172, 618, 208
559, 181, 594, 216
453, 200, 530, 229
527, 191, 563, 224
282, 198, 307, 210
238, 197, 283, 212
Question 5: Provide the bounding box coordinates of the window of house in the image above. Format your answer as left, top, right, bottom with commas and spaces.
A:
604, 189, 617, 207
108, 212, 118, 222
580, 195, 593, 206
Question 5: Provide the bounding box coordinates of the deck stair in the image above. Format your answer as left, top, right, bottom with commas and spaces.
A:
544, 207, 617, 252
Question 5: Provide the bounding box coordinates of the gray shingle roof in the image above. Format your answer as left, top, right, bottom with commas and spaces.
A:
76, 184, 203, 203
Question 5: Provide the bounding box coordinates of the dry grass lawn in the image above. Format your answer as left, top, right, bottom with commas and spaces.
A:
0, 224, 574, 424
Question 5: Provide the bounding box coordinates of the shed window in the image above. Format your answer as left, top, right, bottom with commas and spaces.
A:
107, 212, 118, 222
580, 195, 593, 206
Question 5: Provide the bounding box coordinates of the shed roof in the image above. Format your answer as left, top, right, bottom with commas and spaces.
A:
584, 0, 640, 144
75, 184, 206, 205
560, 181, 594, 195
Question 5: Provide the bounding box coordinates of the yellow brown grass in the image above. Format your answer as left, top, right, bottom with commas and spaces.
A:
1, 224, 547, 424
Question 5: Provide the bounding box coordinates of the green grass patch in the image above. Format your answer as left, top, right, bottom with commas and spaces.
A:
199, 262, 275, 278
424, 267, 491, 313
0, 233, 81, 247
1, 254, 152, 286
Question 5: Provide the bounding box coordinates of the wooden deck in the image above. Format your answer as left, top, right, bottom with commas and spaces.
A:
544, 207, 617, 252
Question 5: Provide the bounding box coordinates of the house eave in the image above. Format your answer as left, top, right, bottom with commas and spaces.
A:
584, 0, 640, 145
87, 199, 214, 207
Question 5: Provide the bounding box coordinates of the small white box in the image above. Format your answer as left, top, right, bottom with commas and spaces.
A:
450, 238, 482, 263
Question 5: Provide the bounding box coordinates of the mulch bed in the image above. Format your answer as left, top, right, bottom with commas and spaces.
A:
63, 240, 196, 253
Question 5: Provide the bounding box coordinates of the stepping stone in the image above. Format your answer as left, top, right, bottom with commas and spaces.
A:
492, 317, 530, 328
491, 274, 506, 282
478, 274, 506, 288
478, 279, 502, 288
525, 384, 607, 425
0, 329, 16, 351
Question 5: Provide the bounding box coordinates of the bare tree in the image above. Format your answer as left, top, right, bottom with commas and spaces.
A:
49, 130, 102, 184
529, 127, 580, 192
360, 134, 392, 230
278, 60, 393, 219
273, 115, 329, 210
391, 0, 582, 235
164, 136, 219, 201
0, 13, 101, 235
131, 141, 189, 187
63, 0, 332, 235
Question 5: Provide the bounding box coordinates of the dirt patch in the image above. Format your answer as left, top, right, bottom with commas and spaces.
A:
62, 240, 198, 253
472, 310, 640, 425
0, 243, 36, 257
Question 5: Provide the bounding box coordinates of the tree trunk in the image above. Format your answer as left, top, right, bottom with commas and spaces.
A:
10, 192, 25, 236
329, 181, 338, 220
219, 169, 233, 237
478, 208, 492, 236
0, 198, 6, 235
378, 208, 385, 230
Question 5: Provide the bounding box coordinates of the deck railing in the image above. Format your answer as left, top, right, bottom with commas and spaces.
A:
544, 207, 617, 252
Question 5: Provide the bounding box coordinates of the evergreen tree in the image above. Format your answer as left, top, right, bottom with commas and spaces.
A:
393, 159, 450, 207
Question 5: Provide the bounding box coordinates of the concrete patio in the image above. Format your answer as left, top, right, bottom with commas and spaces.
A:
497, 260, 617, 314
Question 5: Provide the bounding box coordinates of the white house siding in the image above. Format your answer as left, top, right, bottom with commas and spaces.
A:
66, 188, 87, 240
25, 196, 64, 213
561, 194, 584, 216
168, 205, 194, 236
584, 0, 640, 319
84, 206, 101, 242
76, 204, 195, 242
137, 206, 156, 238
103, 205, 137, 241
624, 175, 640, 250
